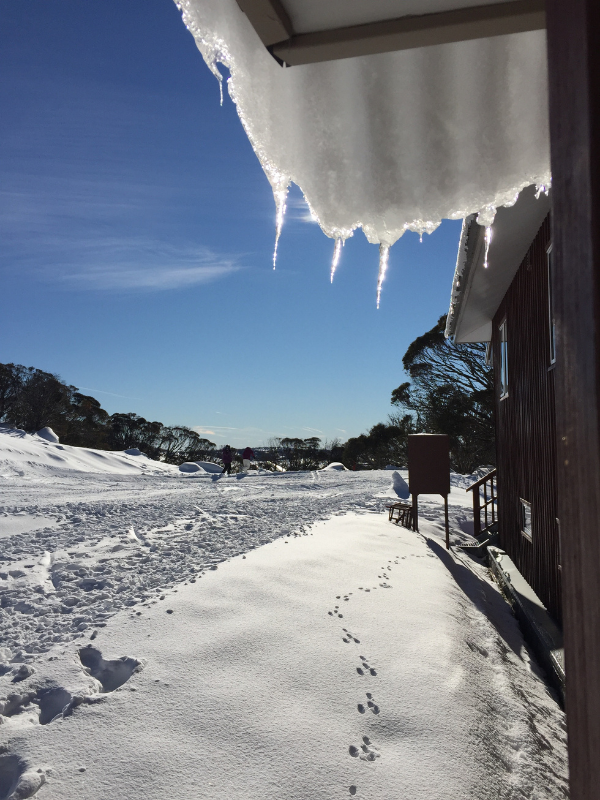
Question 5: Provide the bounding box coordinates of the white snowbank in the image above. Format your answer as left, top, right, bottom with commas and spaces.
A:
1, 512, 567, 799
375, 469, 472, 509
194, 460, 222, 473
320, 461, 348, 471
0, 427, 177, 478
177, 0, 550, 254
178, 462, 206, 473
391, 471, 410, 499
36, 426, 59, 443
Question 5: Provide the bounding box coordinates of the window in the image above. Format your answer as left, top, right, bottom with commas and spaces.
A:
521, 499, 532, 542
547, 244, 556, 365
499, 318, 508, 398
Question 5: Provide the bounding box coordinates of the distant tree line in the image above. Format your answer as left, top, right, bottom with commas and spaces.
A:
0, 363, 217, 465
256, 437, 345, 472
341, 315, 494, 474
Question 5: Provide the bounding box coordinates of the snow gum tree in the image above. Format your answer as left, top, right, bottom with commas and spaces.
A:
391, 315, 494, 473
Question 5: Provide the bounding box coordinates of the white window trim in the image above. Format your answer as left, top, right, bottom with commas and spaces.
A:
521, 498, 532, 542
499, 317, 509, 399
547, 243, 556, 366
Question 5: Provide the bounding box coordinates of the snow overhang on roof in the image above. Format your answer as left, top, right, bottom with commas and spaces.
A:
175, 0, 550, 301
235, 0, 545, 66
446, 184, 551, 343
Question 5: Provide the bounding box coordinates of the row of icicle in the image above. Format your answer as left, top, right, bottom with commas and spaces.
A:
271, 188, 391, 309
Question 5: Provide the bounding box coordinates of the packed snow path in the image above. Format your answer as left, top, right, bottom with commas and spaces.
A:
0, 466, 474, 665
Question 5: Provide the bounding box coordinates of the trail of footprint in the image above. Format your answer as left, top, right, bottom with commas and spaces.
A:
330, 576, 389, 797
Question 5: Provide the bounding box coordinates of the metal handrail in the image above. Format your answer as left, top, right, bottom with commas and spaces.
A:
466, 468, 498, 537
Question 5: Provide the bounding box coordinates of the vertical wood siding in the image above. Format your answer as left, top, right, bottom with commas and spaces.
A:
492, 215, 562, 622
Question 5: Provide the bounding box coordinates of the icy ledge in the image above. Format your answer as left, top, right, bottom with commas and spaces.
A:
175, 0, 550, 286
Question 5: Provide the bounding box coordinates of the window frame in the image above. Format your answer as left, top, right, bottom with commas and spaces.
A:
521, 498, 532, 542
547, 243, 556, 366
499, 317, 509, 399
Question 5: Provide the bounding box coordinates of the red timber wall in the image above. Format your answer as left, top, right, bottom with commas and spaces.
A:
491, 214, 562, 623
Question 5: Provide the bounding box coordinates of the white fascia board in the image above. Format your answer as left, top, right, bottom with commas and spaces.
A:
449, 184, 550, 343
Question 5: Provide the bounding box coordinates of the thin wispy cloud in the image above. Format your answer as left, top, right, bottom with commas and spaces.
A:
64, 260, 240, 291
194, 426, 239, 435
4, 234, 243, 292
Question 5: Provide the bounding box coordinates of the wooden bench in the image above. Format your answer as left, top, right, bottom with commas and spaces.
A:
386, 501, 414, 530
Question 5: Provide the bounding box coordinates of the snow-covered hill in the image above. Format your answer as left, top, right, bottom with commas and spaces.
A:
0, 426, 177, 479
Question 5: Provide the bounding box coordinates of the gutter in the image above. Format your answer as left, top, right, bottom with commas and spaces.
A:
445, 215, 485, 340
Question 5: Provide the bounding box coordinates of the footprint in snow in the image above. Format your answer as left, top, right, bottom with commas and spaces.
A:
358, 691, 380, 715
79, 645, 141, 692
356, 656, 377, 676
0, 753, 45, 800
348, 736, 380, 762
328, 604, 344, 618
341, 628, 360, 644
0, 686, 75, 726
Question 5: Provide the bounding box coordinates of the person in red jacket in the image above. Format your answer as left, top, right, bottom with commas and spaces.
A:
221, 444, 233, 475
241, 446, 254, 473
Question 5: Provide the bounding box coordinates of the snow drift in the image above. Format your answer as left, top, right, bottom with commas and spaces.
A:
36, 427, 59, 443
391, 471, 410, 499
179, 462, 208, 473
194, 460, 222, 473
0, 427, 177, 478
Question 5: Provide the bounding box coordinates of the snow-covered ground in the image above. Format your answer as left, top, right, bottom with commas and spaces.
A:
0, 429, 568, 799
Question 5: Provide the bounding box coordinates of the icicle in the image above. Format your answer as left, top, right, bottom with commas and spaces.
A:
330, 238, 343, 283
535, 181, 551, 199
483, 226, 493, 269
419, 233, 423, 244
272, 184, 289, 269
376, 244, 390, 309
199, 49, 224, 107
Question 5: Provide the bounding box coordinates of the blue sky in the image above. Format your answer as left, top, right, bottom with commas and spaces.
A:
0, 0, 461, 448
